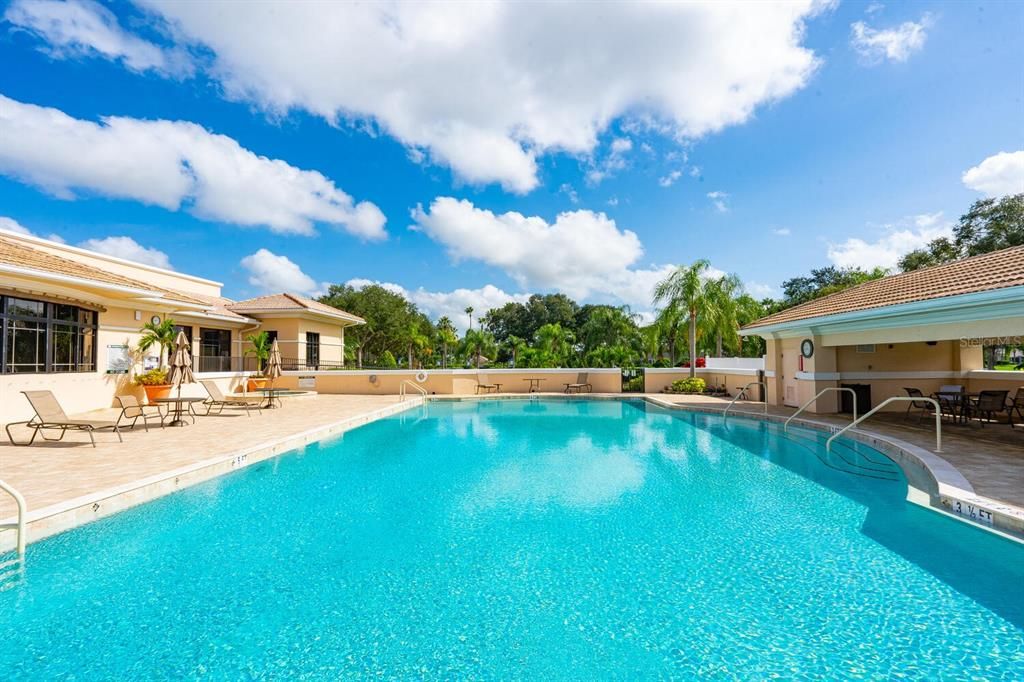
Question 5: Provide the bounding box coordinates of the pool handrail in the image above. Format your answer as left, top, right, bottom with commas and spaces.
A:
785, 387, 858, 432
723, 381, 767, 419
399, 380, 428, 402
826, 396, 941, 453
0, 478, 27, 559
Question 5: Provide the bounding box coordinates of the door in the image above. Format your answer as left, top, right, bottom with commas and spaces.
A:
781, 347, 799, 407
305, 332, 320, 369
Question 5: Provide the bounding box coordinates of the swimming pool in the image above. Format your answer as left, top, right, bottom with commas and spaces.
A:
1, 398, 1022, 678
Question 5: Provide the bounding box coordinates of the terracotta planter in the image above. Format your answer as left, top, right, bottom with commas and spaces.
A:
142, 384, 172, 403
247, 377, 268, 392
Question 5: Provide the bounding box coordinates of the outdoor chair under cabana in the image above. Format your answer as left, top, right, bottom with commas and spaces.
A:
475, 374, 502, 394
5, 390, 123, 447
964, 389, 1011, 427
564, 372, 593, 394
200, 379, 263, 416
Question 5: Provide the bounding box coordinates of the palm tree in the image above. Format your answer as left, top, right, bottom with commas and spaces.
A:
436, 316, 458, 368
705, 274, 742, 357
653, 259, 712, 378
534, 323, 574, 367
245, 331, 272, 372
503, 335, 528, 367
461, 328, 496, 368
733, 293, 765, 356
464, 306, 475, 331
137, 317, 178, 369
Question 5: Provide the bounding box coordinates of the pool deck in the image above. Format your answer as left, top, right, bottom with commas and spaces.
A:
2, 391, 1024, 550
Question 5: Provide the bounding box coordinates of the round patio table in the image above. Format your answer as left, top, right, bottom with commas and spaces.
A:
254, 387, 284, 409
153, 396, 206, 427
523, 378, 546, 393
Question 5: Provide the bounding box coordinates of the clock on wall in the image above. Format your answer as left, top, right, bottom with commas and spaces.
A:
151, 315, 162, 325
800, 339, 814, 358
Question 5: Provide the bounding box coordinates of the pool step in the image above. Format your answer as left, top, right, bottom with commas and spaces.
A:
0, 556, 24, 591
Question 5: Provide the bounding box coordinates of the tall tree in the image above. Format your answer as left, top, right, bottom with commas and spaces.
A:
461, 328, 496, 369
899, 194, 1024, 271
464, 306, 474, 331
653, 259, 713, 378
435, 316, 458, 368
319, 284, 419, 368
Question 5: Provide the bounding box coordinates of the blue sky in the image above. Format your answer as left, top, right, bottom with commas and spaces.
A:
0, 0, 1021, 328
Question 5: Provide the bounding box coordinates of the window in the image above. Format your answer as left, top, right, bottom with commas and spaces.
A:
0, 295, 98, 374
306, 332, 320, 369
199, 328, 232, 372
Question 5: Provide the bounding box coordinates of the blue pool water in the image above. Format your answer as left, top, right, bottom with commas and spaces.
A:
1, 399, 1022, 678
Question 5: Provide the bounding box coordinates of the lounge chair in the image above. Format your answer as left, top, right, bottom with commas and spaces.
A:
902, 387, 936, 423
1008, 387, 1024, 427
200, 380, 263, 416
964, 389, 1010, 426
564, 372, 593, 394
115, 395, 166, 431
475, 374, 502, 395
5, 390, 122, 447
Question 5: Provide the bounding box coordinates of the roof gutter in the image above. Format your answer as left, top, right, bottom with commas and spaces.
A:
740, 285, 1024, 336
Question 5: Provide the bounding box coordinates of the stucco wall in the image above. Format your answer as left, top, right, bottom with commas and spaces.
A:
275, 369, 622, 395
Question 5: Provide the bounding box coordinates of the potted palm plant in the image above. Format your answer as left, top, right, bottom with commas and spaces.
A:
135, 317, 177, 401
245, 331, 272, 391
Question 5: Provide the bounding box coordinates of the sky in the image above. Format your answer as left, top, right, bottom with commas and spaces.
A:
0, 0, 1022, 330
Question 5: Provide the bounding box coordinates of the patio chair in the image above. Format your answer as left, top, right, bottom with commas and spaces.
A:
565, 372, 593, 394
5, 390, 122, 447
475, 374, 502, 394
115, 395, 166, 432
902, 388, 936, 424
200, 379, 263, 416
1008, 387, 1024, 427
964, 390, 1010, 427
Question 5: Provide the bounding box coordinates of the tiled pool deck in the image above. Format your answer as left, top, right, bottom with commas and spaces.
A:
2, 392, 1023, 550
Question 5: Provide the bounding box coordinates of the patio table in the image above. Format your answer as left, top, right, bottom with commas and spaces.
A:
254, 387, 285, 409
523, 378, 546, 393
153, 396, 206, 427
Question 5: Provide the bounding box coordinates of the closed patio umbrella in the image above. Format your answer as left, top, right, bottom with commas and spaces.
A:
167, 330, 195, 426
262, 339, 283, 408
264, 339, 282, 384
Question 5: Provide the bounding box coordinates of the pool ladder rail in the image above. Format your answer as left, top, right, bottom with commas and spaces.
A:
0, 478, 27, 588
723, 382, 768, 419
399, 380, 428, 402
784, 387, 858, 433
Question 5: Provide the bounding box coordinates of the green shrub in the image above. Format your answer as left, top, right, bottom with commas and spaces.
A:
669, 377, 706, 393
134, 368, 169, 386
380, 350, 398, 369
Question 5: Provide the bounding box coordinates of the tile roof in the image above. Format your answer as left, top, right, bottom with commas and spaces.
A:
744, 245, 1024, 330
227, 293, 364, 323
0, 236, 205, 305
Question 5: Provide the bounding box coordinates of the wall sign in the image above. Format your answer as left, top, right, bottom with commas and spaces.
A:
106, 345, 131, 374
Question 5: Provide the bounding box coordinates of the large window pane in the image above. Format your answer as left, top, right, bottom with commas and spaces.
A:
199, 328, 232, 372
6, 319, 46, 373
51, 323, 76, 372
7, 298, 45, 318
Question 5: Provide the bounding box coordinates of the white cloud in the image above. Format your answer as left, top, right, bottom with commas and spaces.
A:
772, 227, 791, 236
558, 183, 579, 204
658, 170, 682, 187
79, 235, 172, 269
746, 282, 778, 298
706, 190, 729, 212
0, 94, 386, 238
0, 216, 33, 236
585, 136, 635, 186
850, 14, 931, 64
240, 249, 321, 295
4, 0, 193, 77
606, 196, 619, 207
346, 278, 528, 332
827, 212, 953, 270
127, 2, 823, 192
962, 151, 1024, 198
610, 137, 633, 154
0, 215, 64, 242
689, 165, 702, 178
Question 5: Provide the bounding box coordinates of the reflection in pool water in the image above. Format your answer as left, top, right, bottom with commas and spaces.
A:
0, 399, 1022, 678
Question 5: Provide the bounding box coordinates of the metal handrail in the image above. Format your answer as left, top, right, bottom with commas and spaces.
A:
0, 479, 27, 559
826, 396, 941, 453
785, 387, 858, 432
399, 380, 428, 402
723, 382, 767, 418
